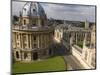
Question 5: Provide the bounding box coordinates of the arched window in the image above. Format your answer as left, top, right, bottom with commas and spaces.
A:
16, 51, 19, 59
49, 49, 52, 55
34, 36, 36, 41
24, 20, 26, 25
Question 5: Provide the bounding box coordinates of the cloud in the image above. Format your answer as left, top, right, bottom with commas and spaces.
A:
12, 1, 95, 22
41, 3, 95, 22
12, 1, 26, 16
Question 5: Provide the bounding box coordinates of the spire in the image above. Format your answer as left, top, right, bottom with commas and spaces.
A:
83, 33, 87, 48
85, 19, 89, 29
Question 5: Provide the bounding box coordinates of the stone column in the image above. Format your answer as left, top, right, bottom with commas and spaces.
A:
30, 34, 32, 49
27, 34, 29, 48
45, 35, 47, 48
43, 35, 45, 48
20, 33, 22, 48
70, 34, 73, 45
13, 32, 16, 48
22, 52, 24, 61
21, 33, 24, 49
82, 33, 87, 58
15, 32, 17, 48
41, 35, 42, 48
27, 52, 31, 61
87, 50, 92, 66
38, 35, 39, 48
40, 34, 42, 48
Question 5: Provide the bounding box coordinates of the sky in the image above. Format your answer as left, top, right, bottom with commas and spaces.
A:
12, 1, 96, 22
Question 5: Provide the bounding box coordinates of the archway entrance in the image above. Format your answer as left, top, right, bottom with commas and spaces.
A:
16, 51, 19, 59
33, 52, 38, 60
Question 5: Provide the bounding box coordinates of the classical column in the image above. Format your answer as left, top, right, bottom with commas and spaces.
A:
40, 34, 42, 48
30, 34, 32, 49
20, 33, 22, 48
45, 35, 47, 48
43, 35, 45, 48
21, 33, 24, 49
22, 52, 24, 61
38, 35, 39, 48
27, 34, 29, 48
28, 52, 32, 61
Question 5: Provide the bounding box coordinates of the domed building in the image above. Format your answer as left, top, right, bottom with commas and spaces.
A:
12, 2, 54, 61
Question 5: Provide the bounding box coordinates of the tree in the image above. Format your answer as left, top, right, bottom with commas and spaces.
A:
12, 15, 19, 23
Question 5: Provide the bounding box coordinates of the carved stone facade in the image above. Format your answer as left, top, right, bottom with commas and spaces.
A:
12, 2, 54, 62
54, 21, 96, 68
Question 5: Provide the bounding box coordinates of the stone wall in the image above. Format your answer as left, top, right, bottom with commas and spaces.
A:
72, 45, 94, 69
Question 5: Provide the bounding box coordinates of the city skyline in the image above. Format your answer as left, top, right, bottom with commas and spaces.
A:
12, 1, 96, 22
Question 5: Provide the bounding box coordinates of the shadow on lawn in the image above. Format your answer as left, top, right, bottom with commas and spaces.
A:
51, 43, 70, 57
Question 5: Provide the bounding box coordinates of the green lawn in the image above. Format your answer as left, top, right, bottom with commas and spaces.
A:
12, 56, 66, 74
77, 41, 83, 48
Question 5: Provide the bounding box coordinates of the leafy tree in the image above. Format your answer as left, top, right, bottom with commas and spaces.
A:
12, 15, 19, 23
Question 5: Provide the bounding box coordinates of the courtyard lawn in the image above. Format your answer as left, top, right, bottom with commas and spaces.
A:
77, 41, 83, 48
12, 56, 66, 74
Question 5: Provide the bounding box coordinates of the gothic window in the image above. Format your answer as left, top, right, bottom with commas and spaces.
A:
16, 51, 19, 59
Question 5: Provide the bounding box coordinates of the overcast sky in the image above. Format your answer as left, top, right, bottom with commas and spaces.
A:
12, 1, 96, 22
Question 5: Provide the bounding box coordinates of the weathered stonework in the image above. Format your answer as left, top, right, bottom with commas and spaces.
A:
12, 2, 54, 62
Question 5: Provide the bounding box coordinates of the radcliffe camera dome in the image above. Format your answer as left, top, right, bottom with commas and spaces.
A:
22, 2, 46, 18
19, 2, 47, 27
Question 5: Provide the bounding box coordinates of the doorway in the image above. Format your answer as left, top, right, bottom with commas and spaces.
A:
33, 52, 38, 60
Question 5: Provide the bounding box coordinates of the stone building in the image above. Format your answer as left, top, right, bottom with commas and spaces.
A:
54, 21, 96, 69
12, 2, 54, 61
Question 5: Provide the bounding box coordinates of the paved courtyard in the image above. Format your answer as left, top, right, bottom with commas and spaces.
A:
52, 42, 85, 70
63, 55, 84, 70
